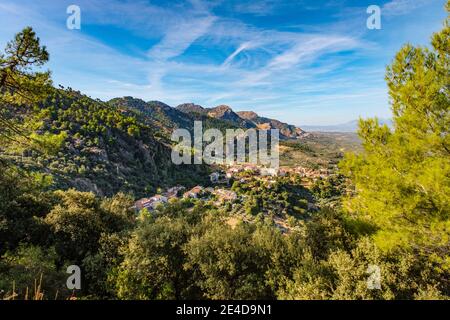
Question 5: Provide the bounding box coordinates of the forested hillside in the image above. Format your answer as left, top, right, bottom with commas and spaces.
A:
110, 97, 242, 135
2, 89, 209, 197
0, 2, 449, 301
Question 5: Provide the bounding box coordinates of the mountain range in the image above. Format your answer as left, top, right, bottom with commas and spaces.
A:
110, 97, 307, 140
6, 91, 310, 197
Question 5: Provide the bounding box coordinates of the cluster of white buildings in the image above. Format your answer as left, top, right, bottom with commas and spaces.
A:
219, 164, 292, 179
133, 164, 330, 213
224, 164, 329, 180
134, 184, 239, 212
290, 166, 329, 179
133, 185, 185, 212
133, 195, 168, 211
182, 185, 237, 202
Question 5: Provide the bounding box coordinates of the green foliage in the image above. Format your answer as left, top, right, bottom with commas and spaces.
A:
311, 174, 347, 209
44, 189, 135, 263
112, 201, 204, 300
0, 168, 447, 300
0, 26, 51, 106
1, 18, 449, 301
82, 232, 129, 298
0, 27, 60, 157
278, 238, 448, 300
3, 89, 208, 197
232, 175, 313, 218
185, 222, 275, 299
340, 6, 450, 261
28, 131, 67, 155
0, 165, 53, 254
0, 245, 69, 299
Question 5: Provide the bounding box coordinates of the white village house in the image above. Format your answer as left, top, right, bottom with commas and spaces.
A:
183, 186, 204, 199
260, 167, 278, 177
134, 194, 168, 212
209, 172, 229, 184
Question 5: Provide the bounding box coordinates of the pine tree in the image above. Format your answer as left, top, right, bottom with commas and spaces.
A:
0, 26, 51, 104
340, 2, 449, 261
0, 27, 62, 156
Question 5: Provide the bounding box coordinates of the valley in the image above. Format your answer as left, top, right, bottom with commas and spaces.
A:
1, 3, 448, 301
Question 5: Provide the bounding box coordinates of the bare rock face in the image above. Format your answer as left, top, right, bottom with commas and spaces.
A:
206, 105, 255, 128
237, 111, 306, 139
236, 111, 259, 121
207, 105, 236, 119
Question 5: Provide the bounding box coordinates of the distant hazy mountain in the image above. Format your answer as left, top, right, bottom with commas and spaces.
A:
301, 119, 393, 132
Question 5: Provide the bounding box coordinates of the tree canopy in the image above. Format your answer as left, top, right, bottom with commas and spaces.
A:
0, 26, 51, 105
340, 4, 449, 262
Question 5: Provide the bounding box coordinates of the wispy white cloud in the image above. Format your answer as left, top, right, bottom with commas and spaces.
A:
0, 0, 441, 125
233, 1, 276, 16
382, 0, 431, 17
267, 36, 358, 70
148, 15, 216, 61
222, 41, 256, 66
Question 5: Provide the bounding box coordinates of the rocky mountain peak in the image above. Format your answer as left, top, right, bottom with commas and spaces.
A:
236, 111, 259, 120
176, 103, 207, 114
209, 105, 233, 115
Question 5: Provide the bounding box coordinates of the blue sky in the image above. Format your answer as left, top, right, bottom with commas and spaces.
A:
0, 0, 446, 125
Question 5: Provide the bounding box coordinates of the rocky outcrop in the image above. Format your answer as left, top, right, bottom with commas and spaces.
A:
237, 111, 306, 139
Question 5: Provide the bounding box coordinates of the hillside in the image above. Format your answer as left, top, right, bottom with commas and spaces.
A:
2, 16, 449, 302
109, 97, 194, 134
280, 132, 361, 169
4, 90, 357, 198
176, 103, 307, 139
8, 90, 356, 197
5, 90, 209, 197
